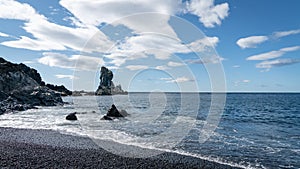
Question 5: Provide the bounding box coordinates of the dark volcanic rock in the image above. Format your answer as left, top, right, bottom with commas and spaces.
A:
107, 104, 123, 117
100, 115, 113, 120
10, 86, 63, 106
0, 57, 64, 113
95, 66, 127, 95
46, 84, 72, 96
66, 112, 78, 120
0, 91, 8, 102
18, 63, 42, 85
101, 104, 129, 120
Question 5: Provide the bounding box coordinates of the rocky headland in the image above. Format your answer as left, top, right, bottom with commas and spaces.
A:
0, 57, 71, 114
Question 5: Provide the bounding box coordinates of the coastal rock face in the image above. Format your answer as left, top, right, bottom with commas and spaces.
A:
95, 66, 127, 95
0, 57, 64, 114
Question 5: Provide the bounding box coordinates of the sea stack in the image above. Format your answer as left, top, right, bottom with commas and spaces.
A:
95, 66, 127, 95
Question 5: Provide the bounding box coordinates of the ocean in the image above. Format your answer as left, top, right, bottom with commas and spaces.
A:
0, 93, 299, 169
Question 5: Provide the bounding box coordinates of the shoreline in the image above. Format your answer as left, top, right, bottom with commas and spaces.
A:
0, 127, 241, 169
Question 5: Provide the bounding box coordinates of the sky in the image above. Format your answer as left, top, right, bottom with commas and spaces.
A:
0, 0, 299, 92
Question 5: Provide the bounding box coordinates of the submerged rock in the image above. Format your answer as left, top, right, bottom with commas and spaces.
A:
66, 112, 78, 121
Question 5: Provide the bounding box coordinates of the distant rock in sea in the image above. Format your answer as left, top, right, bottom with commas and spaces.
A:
46, 83, 72, 96
0, 57, 70, 114
95, 66, 127, 95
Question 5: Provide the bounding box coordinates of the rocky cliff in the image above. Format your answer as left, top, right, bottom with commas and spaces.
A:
95, 66, 127, 95
0, 57, 68, 114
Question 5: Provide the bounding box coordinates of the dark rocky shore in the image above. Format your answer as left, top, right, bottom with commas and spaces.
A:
0, 127, 241, 169
0, 57, 71, 114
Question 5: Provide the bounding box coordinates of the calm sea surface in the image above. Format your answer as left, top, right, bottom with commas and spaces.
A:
0, 93, 299, 169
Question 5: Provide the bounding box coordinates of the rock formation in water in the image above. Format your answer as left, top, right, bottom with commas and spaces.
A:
66, 112, 78, 120
0, 57, 69, 114
101, 104, 129, 120
95, 66, 127, 95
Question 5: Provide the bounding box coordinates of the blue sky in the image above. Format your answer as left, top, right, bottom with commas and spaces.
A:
0, 0, 299, 92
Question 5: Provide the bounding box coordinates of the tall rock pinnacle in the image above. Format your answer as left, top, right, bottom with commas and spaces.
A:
95, 66, 127, 95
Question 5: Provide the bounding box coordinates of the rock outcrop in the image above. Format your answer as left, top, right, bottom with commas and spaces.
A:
101, 104, 129, 120
46, 84, 72, 96
0, 57, 65, 114
66, 112, 78, 120
95, 66, 127, 95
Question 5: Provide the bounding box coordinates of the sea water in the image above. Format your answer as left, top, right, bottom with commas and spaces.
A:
0, 93, 299, 169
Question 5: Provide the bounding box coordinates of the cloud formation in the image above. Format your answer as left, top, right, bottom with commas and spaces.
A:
232, 65, 240, 68
186, 0, 229, 28
237, 29, 300, 49
161, 77, 195, 83
236, 36, 269, 49
234, 79, 250, 86
38, 52, 104, 71
167, 61, 184, 67
0, 0, 227, 70
256, 58, 300, 71
273, 29, 300, 38
0, 0, 113, 52
187, 55, 225, 64
247, 46, 300, 60
105, 34, 219, 66
126, 65, 148, 71
0, 32, 9, 37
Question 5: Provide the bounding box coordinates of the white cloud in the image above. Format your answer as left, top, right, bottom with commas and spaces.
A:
232, 65, 240, 68
167, 61, 184, 67
38, 52, 104, 71
234, 79, 250, 86
186, 0, 229, 28
187, 55, 225, 64
0, 32, 9, 37
0, 0, 113, 52
55, 74, 78, 80
236, 36, 269, 49
59, 0, 181, 38
256, 58, 300, 71
188, 36, 219, 51
0, 0, 45, 21
60, 0, 229, 32
237, 29, 300, 49
167, 76, 195, 83
273, 29, 300, 38
247, 46, 300, 60
126, 65, 148, 71
105, 34, 219, 66
2, 21, 112, 52
0, 0, 228, 71
155, 65, 169, 70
